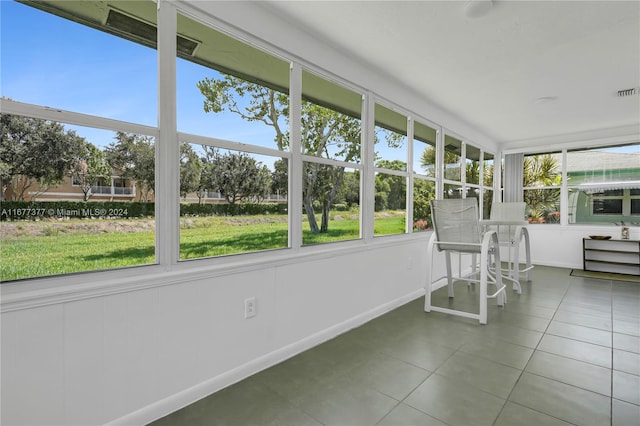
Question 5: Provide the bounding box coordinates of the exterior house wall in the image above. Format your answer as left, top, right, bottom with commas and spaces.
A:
2, 175, 148, 202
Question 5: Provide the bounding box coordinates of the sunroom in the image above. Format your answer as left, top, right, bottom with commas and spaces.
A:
1, 1, 639, 425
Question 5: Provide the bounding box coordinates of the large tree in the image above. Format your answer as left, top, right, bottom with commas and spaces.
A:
197, 74, 361, 233
0, 113, 84, 200
205, 149, 270, 205
105, 132, 155, 202
70, 141, 112, 201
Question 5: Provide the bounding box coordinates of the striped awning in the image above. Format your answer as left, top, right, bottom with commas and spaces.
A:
576, 180, 640, 192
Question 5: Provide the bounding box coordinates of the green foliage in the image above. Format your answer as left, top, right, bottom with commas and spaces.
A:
105, 132, 155, 202
375, 168, 407, 211
413, 179, 435, 225
0, 112, 85, 200
270, 158, 288, 197
180, 144, 202, 199
180, 202, 286, 216
523, 154, 561, 222
206, 150, 271, 204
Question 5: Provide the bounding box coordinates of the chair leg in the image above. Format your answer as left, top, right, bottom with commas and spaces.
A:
424, 233, 435, 313
479, 249, 489, 324
512, 242, 522, 293
523, 228, 533, 282
445, 252, 454, 298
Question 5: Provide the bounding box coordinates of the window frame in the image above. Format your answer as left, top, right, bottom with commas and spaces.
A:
1, 0, 503, 305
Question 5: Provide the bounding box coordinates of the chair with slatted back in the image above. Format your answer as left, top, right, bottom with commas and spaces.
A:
483, 202, 534, 293
425, 198, 506, 324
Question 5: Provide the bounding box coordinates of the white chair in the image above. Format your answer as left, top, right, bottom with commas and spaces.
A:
425, 198, 506, 325
484, 202, 534, 293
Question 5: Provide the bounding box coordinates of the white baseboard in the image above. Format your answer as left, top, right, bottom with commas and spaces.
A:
106, 288, 425, 426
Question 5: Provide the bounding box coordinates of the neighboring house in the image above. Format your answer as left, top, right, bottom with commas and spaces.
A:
2, 174, 145, 202
566, 151, 640, 224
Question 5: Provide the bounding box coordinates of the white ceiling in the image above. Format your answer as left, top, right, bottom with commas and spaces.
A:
261, 0, 640, 145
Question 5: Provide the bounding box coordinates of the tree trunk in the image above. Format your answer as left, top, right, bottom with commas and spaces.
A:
303, 197, 319, 233
320, 203, 330, 233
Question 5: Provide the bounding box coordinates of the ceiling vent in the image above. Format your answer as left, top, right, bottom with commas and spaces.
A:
105, 8, 198, 56
617, 87, 639, 97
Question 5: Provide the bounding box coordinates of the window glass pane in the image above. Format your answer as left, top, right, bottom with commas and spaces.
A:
374, 104, 407, 170
466, 186, 481, 205
465, 144, 481, 185
302, 70, 362, 162
631, 199, 640, 215
592, 199, 622, 215
443, 135, 462, 181
177, 13, 290, 150
523, 153, 562, 188
522, 152, 561, 224
566, 143, 639, 224
1, 117, 156, 281
301, 71, 361, 245
413, 121, 437, 177
179, 144, 288, 259
483, 152, 494, 188
301, 163, 360, 245
483, 189, 494, 220
444, 183, 463, 199
1, 1, 157, 125
373, 172, 406, 236
567, 143, 640, 187
524, 188, 560, 224
413, 178, 435, 232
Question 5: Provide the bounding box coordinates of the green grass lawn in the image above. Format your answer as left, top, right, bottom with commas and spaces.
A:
1, 212, 406, 281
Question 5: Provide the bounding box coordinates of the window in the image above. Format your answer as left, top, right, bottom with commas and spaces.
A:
176, 12, 291, 258
443, 135, 462, 182
464, 143, 482, 210
567, 143, 640, 224
412, 120, 438, 231
523, 152, 561, 224
179, 143, 288, 259
374, 103, 407, 236
301, 70, 362, 244
0, 1, 157, 282
1, 0, 509, 285
0, 1, 158, 125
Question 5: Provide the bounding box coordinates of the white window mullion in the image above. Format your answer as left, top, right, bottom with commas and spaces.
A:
406, 117, 414, 233
560, 149, 568, 225
361, 93, 375, 241
289, 62, 303, 250
157, 0, 179, 266
436, 129, 444, 199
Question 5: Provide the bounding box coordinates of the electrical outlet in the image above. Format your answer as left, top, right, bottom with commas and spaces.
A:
244, 297, 256, 319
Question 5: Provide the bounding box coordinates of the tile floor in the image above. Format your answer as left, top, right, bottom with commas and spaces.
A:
150, 266, 640, 426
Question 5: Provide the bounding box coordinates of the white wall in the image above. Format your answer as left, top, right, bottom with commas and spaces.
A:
527, 224, 640, 269
1, 239, 430, 425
